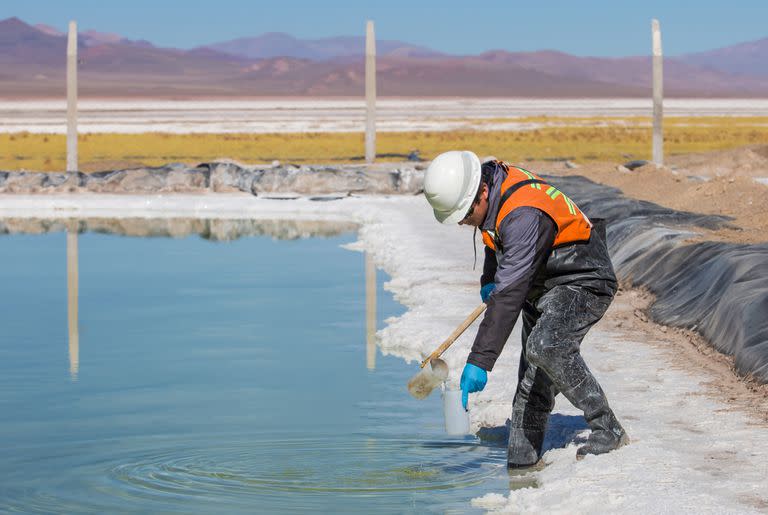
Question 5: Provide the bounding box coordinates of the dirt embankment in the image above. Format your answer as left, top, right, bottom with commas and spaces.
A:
529, 144, 768, 245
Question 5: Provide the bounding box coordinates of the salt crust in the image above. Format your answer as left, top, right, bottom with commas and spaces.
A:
1, 193, 767, 514
4, 98, 768, 134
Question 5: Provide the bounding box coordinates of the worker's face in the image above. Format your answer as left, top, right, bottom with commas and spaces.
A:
458, 184, 488, 227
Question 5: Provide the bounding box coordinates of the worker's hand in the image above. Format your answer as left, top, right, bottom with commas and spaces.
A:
480, 283, 495, 303
460, 363, 488, 410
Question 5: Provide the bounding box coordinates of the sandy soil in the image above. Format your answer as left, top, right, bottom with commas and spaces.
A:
523, 145, 768, 244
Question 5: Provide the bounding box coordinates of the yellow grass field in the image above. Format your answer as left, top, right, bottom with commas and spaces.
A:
2, 117, 767, 172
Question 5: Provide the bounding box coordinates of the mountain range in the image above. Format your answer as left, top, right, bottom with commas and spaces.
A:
1, 16, 767, 98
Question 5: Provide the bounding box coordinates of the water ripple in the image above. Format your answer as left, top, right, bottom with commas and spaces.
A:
1, 435, 507, 513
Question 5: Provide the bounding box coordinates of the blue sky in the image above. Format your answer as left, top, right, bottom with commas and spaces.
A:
2, 0, 766, 56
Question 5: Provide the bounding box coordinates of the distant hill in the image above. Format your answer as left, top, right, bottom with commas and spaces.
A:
201, 32, 444, 60
34, 23, 63, 37
1, 17, 67, 66
473, 49, 768, 97
680, 37, 768, 77
34, 21, 154, 48
1, 17, 767, 98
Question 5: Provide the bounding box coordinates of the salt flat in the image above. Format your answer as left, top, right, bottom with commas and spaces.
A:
2, 98, 768, 134
2, 193, 766, 513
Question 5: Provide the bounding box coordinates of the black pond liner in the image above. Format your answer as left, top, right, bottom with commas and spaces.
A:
544, 175, 768, 383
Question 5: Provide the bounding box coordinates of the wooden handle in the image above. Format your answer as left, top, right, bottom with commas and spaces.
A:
419, 303, 487, 368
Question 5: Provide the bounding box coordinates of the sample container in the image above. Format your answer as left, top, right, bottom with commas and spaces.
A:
442, 388, 471, 435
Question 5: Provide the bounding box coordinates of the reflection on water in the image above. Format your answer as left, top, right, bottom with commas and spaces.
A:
67, 228, 79, 380
0, 217, 359, 241
49, 220, 376, 381
30, 218, 357, 383
0, 218, 511, 513
366, 251, 377, 371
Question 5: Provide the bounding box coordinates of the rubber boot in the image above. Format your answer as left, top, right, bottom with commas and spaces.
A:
507, 408, 548, 468
555, 364, 628, 460
576, 407, 629, 458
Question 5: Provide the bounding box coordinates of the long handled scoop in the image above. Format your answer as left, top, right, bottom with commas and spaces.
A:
407, 303, 487, 399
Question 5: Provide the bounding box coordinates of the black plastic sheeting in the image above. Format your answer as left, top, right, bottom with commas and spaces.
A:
545, 175, 768, 383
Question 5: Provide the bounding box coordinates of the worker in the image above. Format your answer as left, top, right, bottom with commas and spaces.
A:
423, 150, 628, 467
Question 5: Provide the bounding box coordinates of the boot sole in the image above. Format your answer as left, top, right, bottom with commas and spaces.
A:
507, 459, 547, 471
575, 432, 630, 461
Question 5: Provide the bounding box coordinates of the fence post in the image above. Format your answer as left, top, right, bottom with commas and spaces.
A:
66, 23, 79, 380
67, 20, 78, 172
365, 20, 376, 164
652, 18, 664, 167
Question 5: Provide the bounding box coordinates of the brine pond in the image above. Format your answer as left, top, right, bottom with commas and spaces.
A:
0, 218, 509, 514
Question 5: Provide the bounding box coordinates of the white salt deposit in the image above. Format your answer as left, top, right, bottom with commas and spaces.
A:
1, 193, 767, 513
3, 98, 768, 134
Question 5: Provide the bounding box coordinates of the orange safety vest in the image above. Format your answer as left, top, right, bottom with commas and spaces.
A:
481, 162, 592, 252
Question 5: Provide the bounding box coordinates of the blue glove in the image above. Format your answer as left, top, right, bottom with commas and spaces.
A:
480, 283, 495, 303
460, 363, 488, 410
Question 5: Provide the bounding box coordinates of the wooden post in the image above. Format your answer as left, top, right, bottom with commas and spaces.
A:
66, 24, 79, 379
67, 228, 79, 380
652, 19, 664, 167
67, 20, 78, 172
365, 20, 376, 164
365, 251, 377, 371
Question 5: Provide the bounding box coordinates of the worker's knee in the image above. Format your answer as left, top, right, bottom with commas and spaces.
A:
525, 331, 576, 368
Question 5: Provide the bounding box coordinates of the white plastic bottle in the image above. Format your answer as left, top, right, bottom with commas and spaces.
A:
442, 388, 471, 435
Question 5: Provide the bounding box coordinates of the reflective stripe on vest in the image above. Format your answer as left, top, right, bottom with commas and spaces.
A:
481, 162, 592, 251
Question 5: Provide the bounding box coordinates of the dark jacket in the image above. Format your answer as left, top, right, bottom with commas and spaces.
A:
466, 165, 617, 371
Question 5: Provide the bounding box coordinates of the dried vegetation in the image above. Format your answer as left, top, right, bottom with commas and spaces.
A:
2, 116, 767, 172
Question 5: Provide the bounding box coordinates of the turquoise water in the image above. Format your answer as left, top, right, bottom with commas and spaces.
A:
0, 220, 509, 513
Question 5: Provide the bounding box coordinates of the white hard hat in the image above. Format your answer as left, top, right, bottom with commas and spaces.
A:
423, 150, 482, 224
